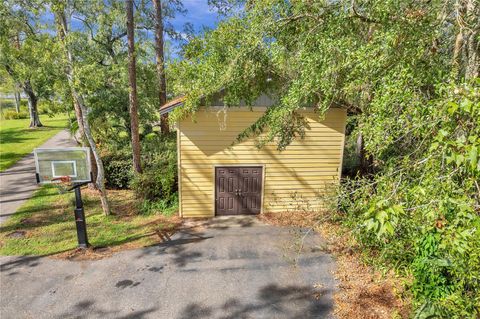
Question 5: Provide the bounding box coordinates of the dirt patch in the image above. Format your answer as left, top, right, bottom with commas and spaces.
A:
82, 189, 139, 219
6, 230, 26, 238
258, 211, 318, 228
20, 217, 42, 226
53, 247, 115, 261
261, 211, 411, 319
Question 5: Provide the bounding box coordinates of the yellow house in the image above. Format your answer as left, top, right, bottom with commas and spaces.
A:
160, 95, 347, 218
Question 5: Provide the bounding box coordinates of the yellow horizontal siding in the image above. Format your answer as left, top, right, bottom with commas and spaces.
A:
182, 165, 340, 172
179, 107, 346, 217
181, 184, 336, 193
182, 175, 337, 183
181, 156, 342, 162
180, 162, 341, 168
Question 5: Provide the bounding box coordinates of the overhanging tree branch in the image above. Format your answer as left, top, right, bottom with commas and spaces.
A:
350, 0, 380, 24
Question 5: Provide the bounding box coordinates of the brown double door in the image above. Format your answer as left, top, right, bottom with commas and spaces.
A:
215, 166, 263, 215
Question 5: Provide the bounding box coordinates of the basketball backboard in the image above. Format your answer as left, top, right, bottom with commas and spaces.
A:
34, 148, 91, 184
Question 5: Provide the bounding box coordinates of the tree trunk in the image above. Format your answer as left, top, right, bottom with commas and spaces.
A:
14, 85, 21, 113
152, 0, 169, 134
23, 80, 42, 128
465, 0, 479, 80
88, 149, 99, 190
55, 9, 110, 215
452, 31, 464, 79
72, 98, 86, 144
454, 0, 479, 80
77, 93, 110, 213
356, 131, 371, 175
126, 0, 142, 174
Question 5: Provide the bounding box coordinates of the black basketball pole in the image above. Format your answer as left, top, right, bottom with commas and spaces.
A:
73, 185, 89, 248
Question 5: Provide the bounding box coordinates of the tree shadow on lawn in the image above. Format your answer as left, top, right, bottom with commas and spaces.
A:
0, 125, 62, 156
0, 152, 30, 171
0, 127, 37, 145
0, 188, 72, 234
0, 192, 59, 206
0, 205, 71, 234
0, 123, 66, 169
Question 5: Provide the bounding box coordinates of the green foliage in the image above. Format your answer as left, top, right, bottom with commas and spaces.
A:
171, 0, 449, 150
339, 83, 480, 317
138, 194, 178, 216
37, 100, 64, 116
130, 132, 177, 203
2, 110, 28, 119
102, 131, 177, 204
0, 98, 17, 112
363, 199, 403, 240
103, 153, 134, 189
0, 3, 62, 103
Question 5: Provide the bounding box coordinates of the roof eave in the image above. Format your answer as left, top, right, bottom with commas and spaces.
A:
160, 102, 184, 115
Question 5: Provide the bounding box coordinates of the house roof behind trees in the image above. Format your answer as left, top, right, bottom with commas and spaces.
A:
160, 96, 186, 115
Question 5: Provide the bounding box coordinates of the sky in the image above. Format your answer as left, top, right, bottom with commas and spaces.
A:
36, 0, 223, 59
171, 0, 221, 32
166, 0, 223, 58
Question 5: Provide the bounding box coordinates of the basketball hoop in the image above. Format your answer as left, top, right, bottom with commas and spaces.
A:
51, 176, 74, 194
33, 147, 92, 249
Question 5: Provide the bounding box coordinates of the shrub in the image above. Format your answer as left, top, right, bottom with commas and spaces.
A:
131, 132, 177, 203
3, 110, 29, 120
38, 104, 51, 115
131, 162, 177, 202
0, 100, 16, 111
38, 100, 64, 116
102, 154, 133, 189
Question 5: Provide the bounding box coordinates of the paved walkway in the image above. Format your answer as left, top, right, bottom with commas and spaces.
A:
0, 217, 337, 318
0, 130, 76, 224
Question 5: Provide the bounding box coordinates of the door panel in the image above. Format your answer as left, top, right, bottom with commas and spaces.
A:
215, 166, 262, 216
238, 167, 262, 215
215, 167, 239, 215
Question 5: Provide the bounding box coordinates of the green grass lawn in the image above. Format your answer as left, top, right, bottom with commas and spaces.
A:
0, 114, 69, 171
0, 186, 180, 256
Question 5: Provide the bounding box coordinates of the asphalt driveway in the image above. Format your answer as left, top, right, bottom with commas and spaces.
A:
0, 217, 337, 319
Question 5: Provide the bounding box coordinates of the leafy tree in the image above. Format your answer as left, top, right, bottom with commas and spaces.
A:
0, 1, 60, 127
